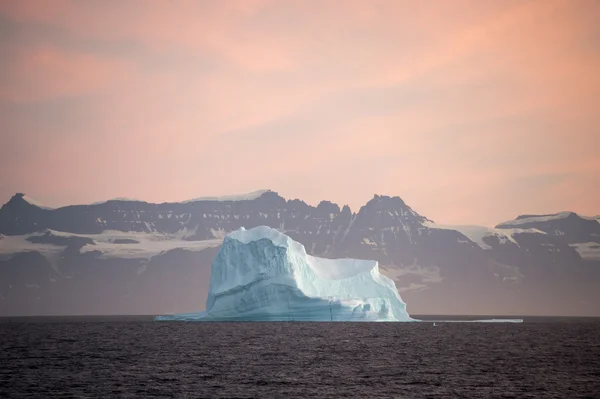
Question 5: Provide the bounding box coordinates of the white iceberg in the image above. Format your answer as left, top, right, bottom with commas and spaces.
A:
155, 226, 416, 322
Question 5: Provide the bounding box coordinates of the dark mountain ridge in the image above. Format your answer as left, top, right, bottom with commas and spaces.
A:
1, 191, 598, 316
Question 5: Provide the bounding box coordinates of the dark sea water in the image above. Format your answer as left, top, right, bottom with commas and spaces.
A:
1, 316, 599, 398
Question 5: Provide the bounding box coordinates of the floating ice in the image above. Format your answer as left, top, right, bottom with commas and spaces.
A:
155, 226, 416, 322
428, 319, 524, 323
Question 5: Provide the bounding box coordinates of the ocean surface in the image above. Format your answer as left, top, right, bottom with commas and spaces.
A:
1, 316, 599, 398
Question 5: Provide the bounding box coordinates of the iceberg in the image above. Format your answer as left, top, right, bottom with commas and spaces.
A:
155, 226, 416, 322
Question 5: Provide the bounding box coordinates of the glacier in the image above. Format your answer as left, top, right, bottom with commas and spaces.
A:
155, 226, 416, 322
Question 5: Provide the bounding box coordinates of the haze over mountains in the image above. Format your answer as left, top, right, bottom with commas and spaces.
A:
1, 190, 598, 317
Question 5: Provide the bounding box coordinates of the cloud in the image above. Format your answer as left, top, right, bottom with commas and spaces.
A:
0, 46, 136, 103
0, 0, 598, 225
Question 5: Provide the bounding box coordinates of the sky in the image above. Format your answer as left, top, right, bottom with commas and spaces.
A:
0, 0, 598, 227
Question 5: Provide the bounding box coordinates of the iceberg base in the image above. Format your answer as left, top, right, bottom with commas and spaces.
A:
155, 296, 420, 322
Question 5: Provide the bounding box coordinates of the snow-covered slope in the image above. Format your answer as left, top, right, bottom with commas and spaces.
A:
496, 212, 576, 228
89, 191, 270, 206
0, 229, 223, 260
156, 226, 415, 322
21, 195, 55, 210
182, 189, 271, 203
0, 233, 66, 270
15, 190, 270, 208
423, 221, 545, 250
570, 242, 600, 261
90, 197, 144, 205
495, 211, 600, 249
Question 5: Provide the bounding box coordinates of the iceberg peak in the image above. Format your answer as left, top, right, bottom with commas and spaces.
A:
227, 225, 292, 247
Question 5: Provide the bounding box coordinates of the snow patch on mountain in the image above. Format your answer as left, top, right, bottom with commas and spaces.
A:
0, 234, 65, 269
80, 237, 222, 259
423, 221, 544, 250
78, 231, 222, 259
90, 197, 144, 205
0, 229, 223, 261
580, 215, 600, 222
496, 212, 576, 227
27, 190, 270, 209
22, 195, 55, 210
183, 189, 270, 203
570, 242, 600, 261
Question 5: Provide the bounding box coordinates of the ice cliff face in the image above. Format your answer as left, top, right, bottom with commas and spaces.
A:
156, 226, 415, 321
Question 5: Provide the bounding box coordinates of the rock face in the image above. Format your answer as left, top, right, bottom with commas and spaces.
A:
156, 226, 414, 322
1, 191, 599, 316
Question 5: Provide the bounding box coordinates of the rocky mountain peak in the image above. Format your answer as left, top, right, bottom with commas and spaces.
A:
253, 190, 286, 207
316, 200, 340, 214
357, 194, 429, 224
0, 193, 49, 235
4, 193, 29, 207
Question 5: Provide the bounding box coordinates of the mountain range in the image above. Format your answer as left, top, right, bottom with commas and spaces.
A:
1, 190, 599, 316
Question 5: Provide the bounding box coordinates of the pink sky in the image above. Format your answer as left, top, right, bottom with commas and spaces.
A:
0, 0, 598, 226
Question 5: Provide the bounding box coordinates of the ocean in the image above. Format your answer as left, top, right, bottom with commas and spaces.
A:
1, 316, 599, 398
